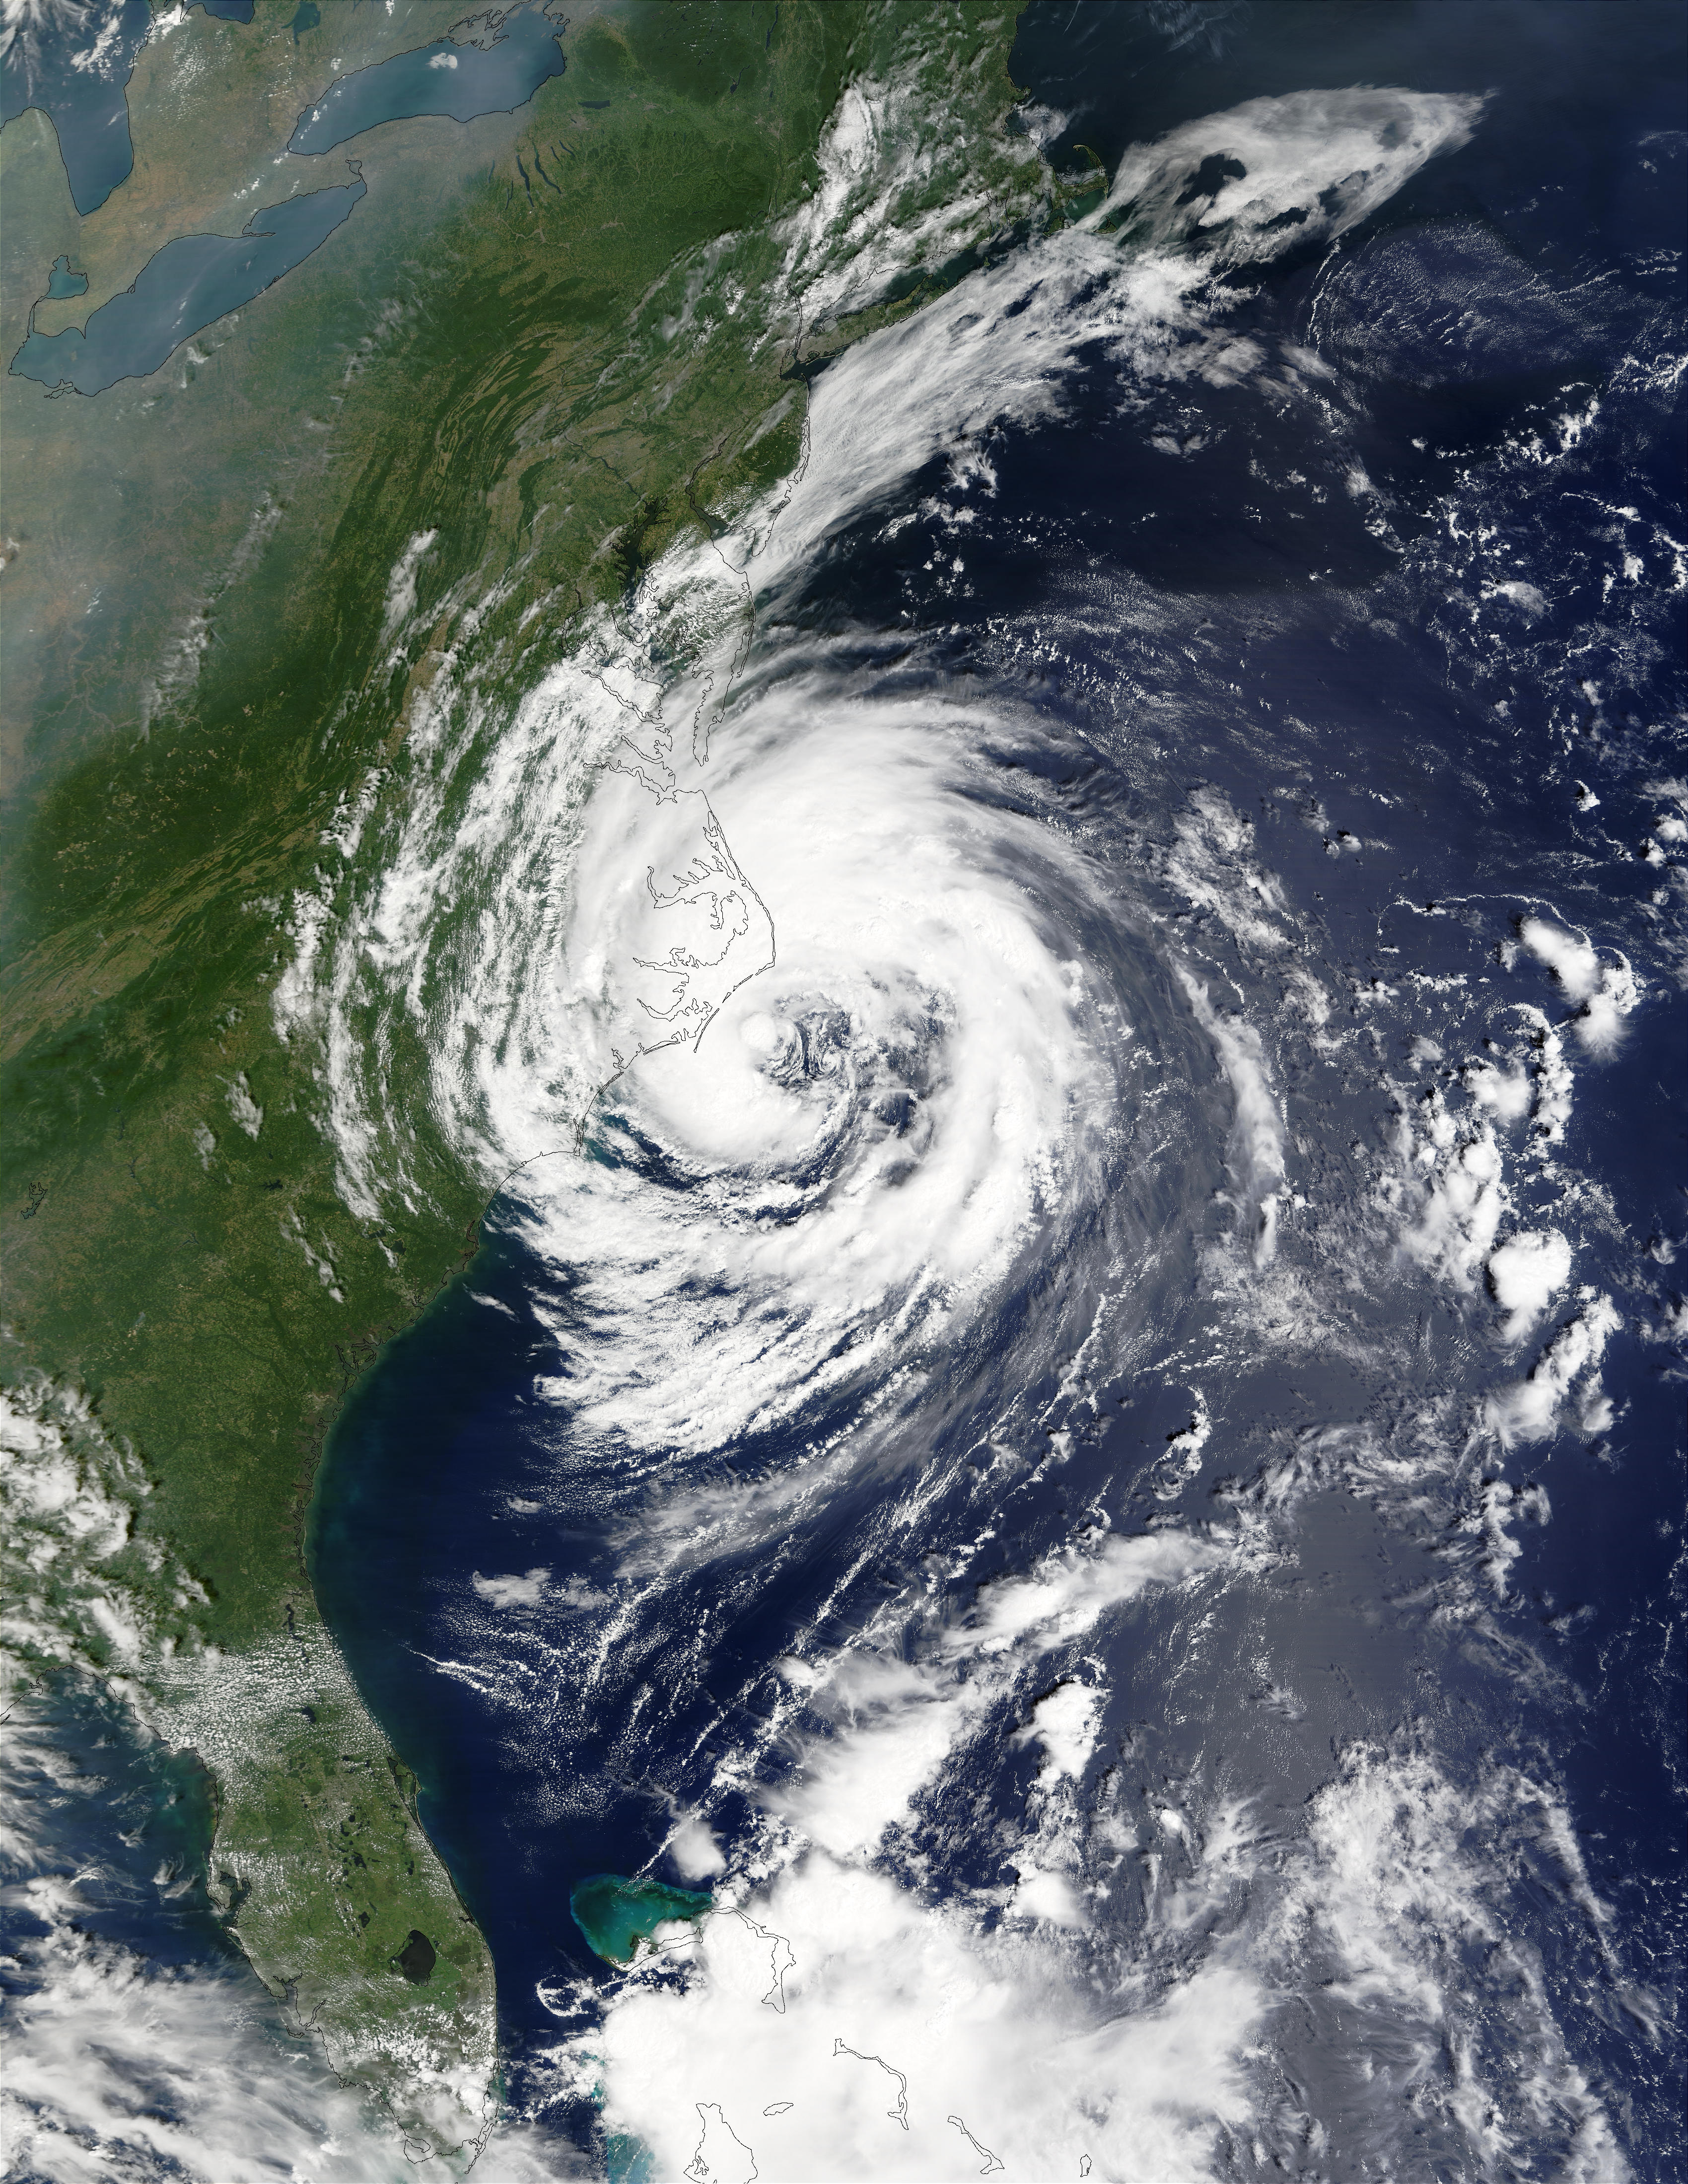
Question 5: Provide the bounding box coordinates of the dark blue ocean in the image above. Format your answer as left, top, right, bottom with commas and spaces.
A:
6, 4, 1684, 2179
306, 5, 1687, 2174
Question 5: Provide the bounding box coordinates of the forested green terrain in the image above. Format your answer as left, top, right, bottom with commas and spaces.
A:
1, 0, 1047, 2152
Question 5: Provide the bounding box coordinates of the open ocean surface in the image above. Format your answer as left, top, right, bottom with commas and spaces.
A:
310, 4, 1687, 2172
8, 4, 1686, 2179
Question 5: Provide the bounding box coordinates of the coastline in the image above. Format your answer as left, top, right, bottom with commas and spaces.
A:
1, 3, 1047, 2150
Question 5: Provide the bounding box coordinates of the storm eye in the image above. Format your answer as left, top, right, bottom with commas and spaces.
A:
738, 1006, 854, 1086
739, 1011, 793, 1064
875, 1090, 917, 1135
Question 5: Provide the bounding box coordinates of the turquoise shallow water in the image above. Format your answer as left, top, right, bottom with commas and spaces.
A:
570, 1875, 714, 1966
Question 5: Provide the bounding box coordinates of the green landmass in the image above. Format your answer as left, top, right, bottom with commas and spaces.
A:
1, 0, 1049, 2154
571, 1872, 715, 1966
22, 2, 474, 342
